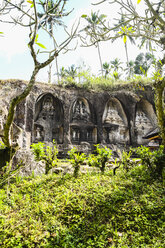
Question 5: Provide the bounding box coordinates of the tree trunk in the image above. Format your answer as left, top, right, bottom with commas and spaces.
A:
97, 42, 103, 76
48, 61, 52, 84
124, 42, 130, 77
3, 66, 40, 148
55, 56, 59, 84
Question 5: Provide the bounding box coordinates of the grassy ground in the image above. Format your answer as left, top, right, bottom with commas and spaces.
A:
0, 164, 164, 248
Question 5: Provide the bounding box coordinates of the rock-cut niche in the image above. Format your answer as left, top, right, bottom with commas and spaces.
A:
70, 97, 97, 144
33, 93, 64, 143
134, 99, 157, 145
102, 98, 129, 144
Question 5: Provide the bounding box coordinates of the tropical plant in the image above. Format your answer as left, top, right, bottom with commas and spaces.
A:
110, 58, 123, 79
102, 62, 111, 78
31, 141, 59, 174
88, 145, 112, 174
125, 60, 135, 79
38, 0, 71, 83
134, 52, 155, 76
65, 64, 78, 79
133, 145, 165, 176
112, 14, 135, 77
81, 11, 107, 76
110, 58, 123, 72
68, 147, 86, 178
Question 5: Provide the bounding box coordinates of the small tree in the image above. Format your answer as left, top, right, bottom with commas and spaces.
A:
0, 0, 78, 153
88, 145, 112, 174
31, 141, 59, 175
68, 147, 86, 178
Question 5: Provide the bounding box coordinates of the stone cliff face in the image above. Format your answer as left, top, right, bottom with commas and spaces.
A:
0, 80, 158, 153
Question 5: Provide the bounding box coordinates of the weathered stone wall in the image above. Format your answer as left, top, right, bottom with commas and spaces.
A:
0, 80, 158, 153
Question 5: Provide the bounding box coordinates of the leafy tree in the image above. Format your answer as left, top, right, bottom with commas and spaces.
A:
134, 52, 155, 75
81, 11, 107, 76
92, 0, 165, 145
0, 1, 77, 153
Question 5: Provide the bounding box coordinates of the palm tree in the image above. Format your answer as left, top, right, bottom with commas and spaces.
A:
38, 0, 70, 83
112, 14, 135, 77
110, 58, 123, 80
134, 52, 155, 75
125, 60, 135, 79
65, 65, 77, 79
102, 62, 111, 78
110, 58, 123, 72
59, 66, 67, 81
83, 11, 106, 76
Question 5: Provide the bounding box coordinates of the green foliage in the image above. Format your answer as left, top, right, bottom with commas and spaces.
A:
31, 141, 59, 174
133, 145, 165, 176
68, 147, 86, 178
31, 142, 45, 161
0, 161, 23, 188
0, 164, 164, 247
134, 52, 155, 75
121, 149, 133, 171
0, 141, 6, 149
88, 145, 112, 173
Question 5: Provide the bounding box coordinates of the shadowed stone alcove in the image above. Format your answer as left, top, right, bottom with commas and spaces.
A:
102, 98, 129, 145
134, 99, 157, 145
70, 97, 97, 144
33, 93, 64, 143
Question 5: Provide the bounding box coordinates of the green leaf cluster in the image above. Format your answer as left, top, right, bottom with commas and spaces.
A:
133, 145, 165, 176
88, 145, 112, 173
68, 147, 86, 178
31, 141, 58, 174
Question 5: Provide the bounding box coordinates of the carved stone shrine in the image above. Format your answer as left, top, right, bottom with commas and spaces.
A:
0, 80, 159, 153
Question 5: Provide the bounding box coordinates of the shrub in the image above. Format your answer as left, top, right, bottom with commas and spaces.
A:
68, 147, 86, 178
88, 145, 112, 173
134, 145, 165, 176
31, 141, 58, 174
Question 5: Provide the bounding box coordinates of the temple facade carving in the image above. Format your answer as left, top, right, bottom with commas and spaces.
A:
102, 98, 129, 145
0, 81, 158, 152
134, 100, 157, 145
33, 93, 64, 144
70, 98, 97, 144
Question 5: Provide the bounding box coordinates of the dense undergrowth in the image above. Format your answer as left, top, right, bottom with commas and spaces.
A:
0, 164, 164, 248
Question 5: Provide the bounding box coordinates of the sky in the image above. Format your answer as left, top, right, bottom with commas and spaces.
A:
0, 0, 161, 82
